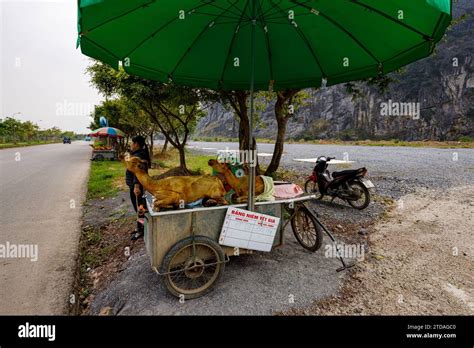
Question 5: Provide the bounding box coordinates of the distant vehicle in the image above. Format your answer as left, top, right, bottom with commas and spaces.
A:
63, 137, 71, 144
84, 136, 91, 141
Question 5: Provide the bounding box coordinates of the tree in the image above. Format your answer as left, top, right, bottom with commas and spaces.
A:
119, 101, 158, 159
0, 117, 72, 144
119, 76, 206, 173
0, 117, 23, 143
219, 90, 250, 151
264, 89, 308, 176
87, 61, 212, 173
22, 121, 39, 142
89, 98, 155, 155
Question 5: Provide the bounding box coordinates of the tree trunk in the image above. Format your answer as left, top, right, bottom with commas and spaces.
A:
238, 113, 250, 152
149, 132, 154, 160
223, 90, 262, 171
265, 117, 288, 176
161, 138, 168, 153
124, 136, 129, 151
236, 92, 250, 152
265, 90, 299, 176
178, 146, 190, 174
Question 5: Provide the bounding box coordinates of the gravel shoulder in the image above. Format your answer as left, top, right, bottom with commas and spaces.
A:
287, 185, 474, 315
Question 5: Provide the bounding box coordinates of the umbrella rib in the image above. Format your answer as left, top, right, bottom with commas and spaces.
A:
80, 0, 155, 35
350, 0, 433, 41
218, 0, 251, 85
80, 36, 121, 62
430, 12, 448, 42
125, 61, 168, 76
122, 1, 215, 60
260, 0, 311, 20
269, 0, 326, 78
380, 40, 430, 68
265, 12, 312, 21
193, 11, 242, 21
207, 1, 249, 20
256, 0, 274, 82
327, 63, 378, 80
223, 0, 252, 21
290, 0, 381, 67
170, 2, 241, 77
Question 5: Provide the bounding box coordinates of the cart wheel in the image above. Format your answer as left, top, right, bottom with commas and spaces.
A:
290, 204, 323, 252
95, 154, 104, 161
161, 236, 225, 299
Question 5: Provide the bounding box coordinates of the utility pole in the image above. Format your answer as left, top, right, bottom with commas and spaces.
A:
11, 112, 21, 143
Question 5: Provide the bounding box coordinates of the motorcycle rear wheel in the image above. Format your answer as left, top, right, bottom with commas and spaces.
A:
347, 180, 370, 210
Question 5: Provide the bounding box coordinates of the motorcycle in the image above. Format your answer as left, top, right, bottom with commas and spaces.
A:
304, 156, 374, 210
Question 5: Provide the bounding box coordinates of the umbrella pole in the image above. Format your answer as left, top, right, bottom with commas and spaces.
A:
247, 2, 257, 211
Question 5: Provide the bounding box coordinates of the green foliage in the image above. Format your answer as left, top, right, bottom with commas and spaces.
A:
87, 161, 124, 199
87, 62, 210, 141
344, 71, 402, 101
87, 61, 216, 170
458, 135, 473, 142
336, 128, 374, 141
0, 117, 77, 144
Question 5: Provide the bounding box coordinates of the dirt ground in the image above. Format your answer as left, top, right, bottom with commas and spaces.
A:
286, 185, 474, 315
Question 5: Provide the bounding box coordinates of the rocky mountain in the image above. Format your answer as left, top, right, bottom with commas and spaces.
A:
195, 0, 473, 141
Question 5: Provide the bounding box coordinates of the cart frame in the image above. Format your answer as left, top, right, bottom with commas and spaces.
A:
144, 192, 327, 298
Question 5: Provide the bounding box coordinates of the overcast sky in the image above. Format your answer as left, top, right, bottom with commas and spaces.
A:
1, 0, 102, 133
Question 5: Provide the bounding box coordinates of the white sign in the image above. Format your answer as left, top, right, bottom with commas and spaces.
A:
219, 207, 280, 252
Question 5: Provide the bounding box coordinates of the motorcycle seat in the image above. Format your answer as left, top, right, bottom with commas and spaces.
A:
332, 167, 366, 178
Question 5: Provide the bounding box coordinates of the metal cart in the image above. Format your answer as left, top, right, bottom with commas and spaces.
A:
142, 193, 349, 299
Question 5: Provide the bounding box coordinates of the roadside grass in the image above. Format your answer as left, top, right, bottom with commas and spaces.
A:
87, 161, 124, 199
86, 143, 382, 202
0, 140, 61, 149
88, 149, 218, 200
192, 137, 474, 149
76, 216, 134, 312
152, 148, 215, 176
185, 154, 216, 175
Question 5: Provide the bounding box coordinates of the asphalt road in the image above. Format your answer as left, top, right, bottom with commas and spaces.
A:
0, 141, 91, 314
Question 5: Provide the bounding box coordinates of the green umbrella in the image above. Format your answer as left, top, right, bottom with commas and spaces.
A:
77, 0, 451, 209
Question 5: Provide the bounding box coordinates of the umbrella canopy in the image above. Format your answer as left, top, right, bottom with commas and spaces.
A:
77, 0, 451, 91
78, 0, 451, 210
89, 127, 125, 138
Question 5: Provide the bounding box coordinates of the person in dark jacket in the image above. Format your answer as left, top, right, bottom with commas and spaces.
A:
126, 135, 151, 240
